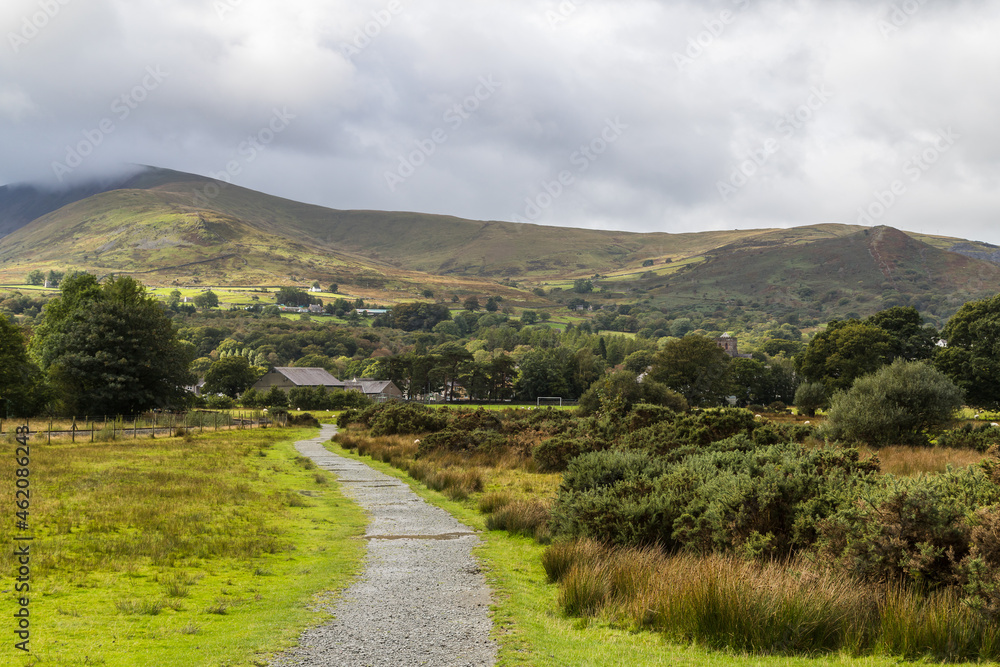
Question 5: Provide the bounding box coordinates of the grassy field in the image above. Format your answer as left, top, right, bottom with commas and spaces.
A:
1, 427, 367, 666
324, 435, 987, 667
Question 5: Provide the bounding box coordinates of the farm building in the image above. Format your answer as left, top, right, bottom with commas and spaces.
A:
252, 367, 346, 393
343, 379, 404, 401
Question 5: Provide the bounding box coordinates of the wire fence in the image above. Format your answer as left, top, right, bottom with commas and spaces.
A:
0, 410, 287, 443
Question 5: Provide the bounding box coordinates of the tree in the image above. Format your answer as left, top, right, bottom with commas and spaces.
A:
793, 381, 827, 417
935, 293, 1000, 409
577, 369, 686, 416
203, 356, 263, 398
824, 360, 963, 447
193, 290, 219, 309
520, 311, 539, 325
432, 341, 473, 402
0, 317, 47, 416
26, 270, 44, 286
573, 279, 594, 294
865, 306, 937, 361
464, 296, 481, 312
377, 302, 451, 332
277, 287, 314, 307
798, 319, 894, 393
31, 274, 195, 415
514, 347, 574, 401
263, 386, 288, 408
328, 283, 339, 294
649, 335, 731, 407
623, 349, 655, 374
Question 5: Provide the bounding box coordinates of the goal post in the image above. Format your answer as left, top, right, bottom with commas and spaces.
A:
536, 397, 563, 407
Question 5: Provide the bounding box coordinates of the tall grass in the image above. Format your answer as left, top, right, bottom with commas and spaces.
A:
862, 445, 986, 476
333, 430, 489, 500
545, 539, 1000, 661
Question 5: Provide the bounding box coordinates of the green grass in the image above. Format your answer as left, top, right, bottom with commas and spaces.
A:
2, 427, 367, 666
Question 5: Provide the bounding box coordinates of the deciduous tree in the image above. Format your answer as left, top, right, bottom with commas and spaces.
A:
935, 293, 1000, 408
31, 274, 195, 415
649, 335, 731, 407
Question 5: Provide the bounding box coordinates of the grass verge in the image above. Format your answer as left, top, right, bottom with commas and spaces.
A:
2, 427, 367, 666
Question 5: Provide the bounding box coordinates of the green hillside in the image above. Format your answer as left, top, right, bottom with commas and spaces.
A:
1, 166, 998, 325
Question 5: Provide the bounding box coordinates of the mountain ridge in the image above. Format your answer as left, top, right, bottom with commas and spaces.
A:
1, 165, 998, 326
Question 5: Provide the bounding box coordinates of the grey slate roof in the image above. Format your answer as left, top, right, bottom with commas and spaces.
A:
344, 379, 395, 395
274, 367, 344, 387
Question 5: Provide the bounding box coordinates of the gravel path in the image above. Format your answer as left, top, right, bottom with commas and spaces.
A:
270, 425, 497, 667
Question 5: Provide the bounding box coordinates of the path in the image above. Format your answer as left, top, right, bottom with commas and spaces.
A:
270, 425, 497, 667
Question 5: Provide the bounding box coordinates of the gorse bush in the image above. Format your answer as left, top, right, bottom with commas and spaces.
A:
551, 439, 877, 557
936, 422, 1000, 451
817, 462, 1000, 593
365, 403, 449, 436
532, 435, 606, 473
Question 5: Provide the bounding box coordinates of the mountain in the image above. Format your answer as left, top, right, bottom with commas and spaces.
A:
0, 165, 998, 324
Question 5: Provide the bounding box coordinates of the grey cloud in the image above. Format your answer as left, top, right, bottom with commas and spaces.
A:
2, 0, 1000, 244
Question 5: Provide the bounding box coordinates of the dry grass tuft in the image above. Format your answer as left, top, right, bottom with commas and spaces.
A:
863, 445, 986, 476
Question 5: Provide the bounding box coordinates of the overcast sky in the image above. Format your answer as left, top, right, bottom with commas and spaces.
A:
2, 0, 999, 243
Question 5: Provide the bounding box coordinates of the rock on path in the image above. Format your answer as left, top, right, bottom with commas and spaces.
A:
270, 425, 497, 667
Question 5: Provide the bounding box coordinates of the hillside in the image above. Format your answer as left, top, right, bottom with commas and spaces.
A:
0, 165, 998, 324
618, 226, 1000, 326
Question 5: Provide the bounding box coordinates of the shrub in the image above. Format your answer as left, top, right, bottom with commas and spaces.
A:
418, 428, 506, 455
204, 394, 235, 409
818, 465, 1000, 592
367, 403, 448, 436
824, 360, 964, 447
288, 412, 320, 427
533, 436, 591, 473
552, 440, 878, 555
936, 423, 1000, 452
